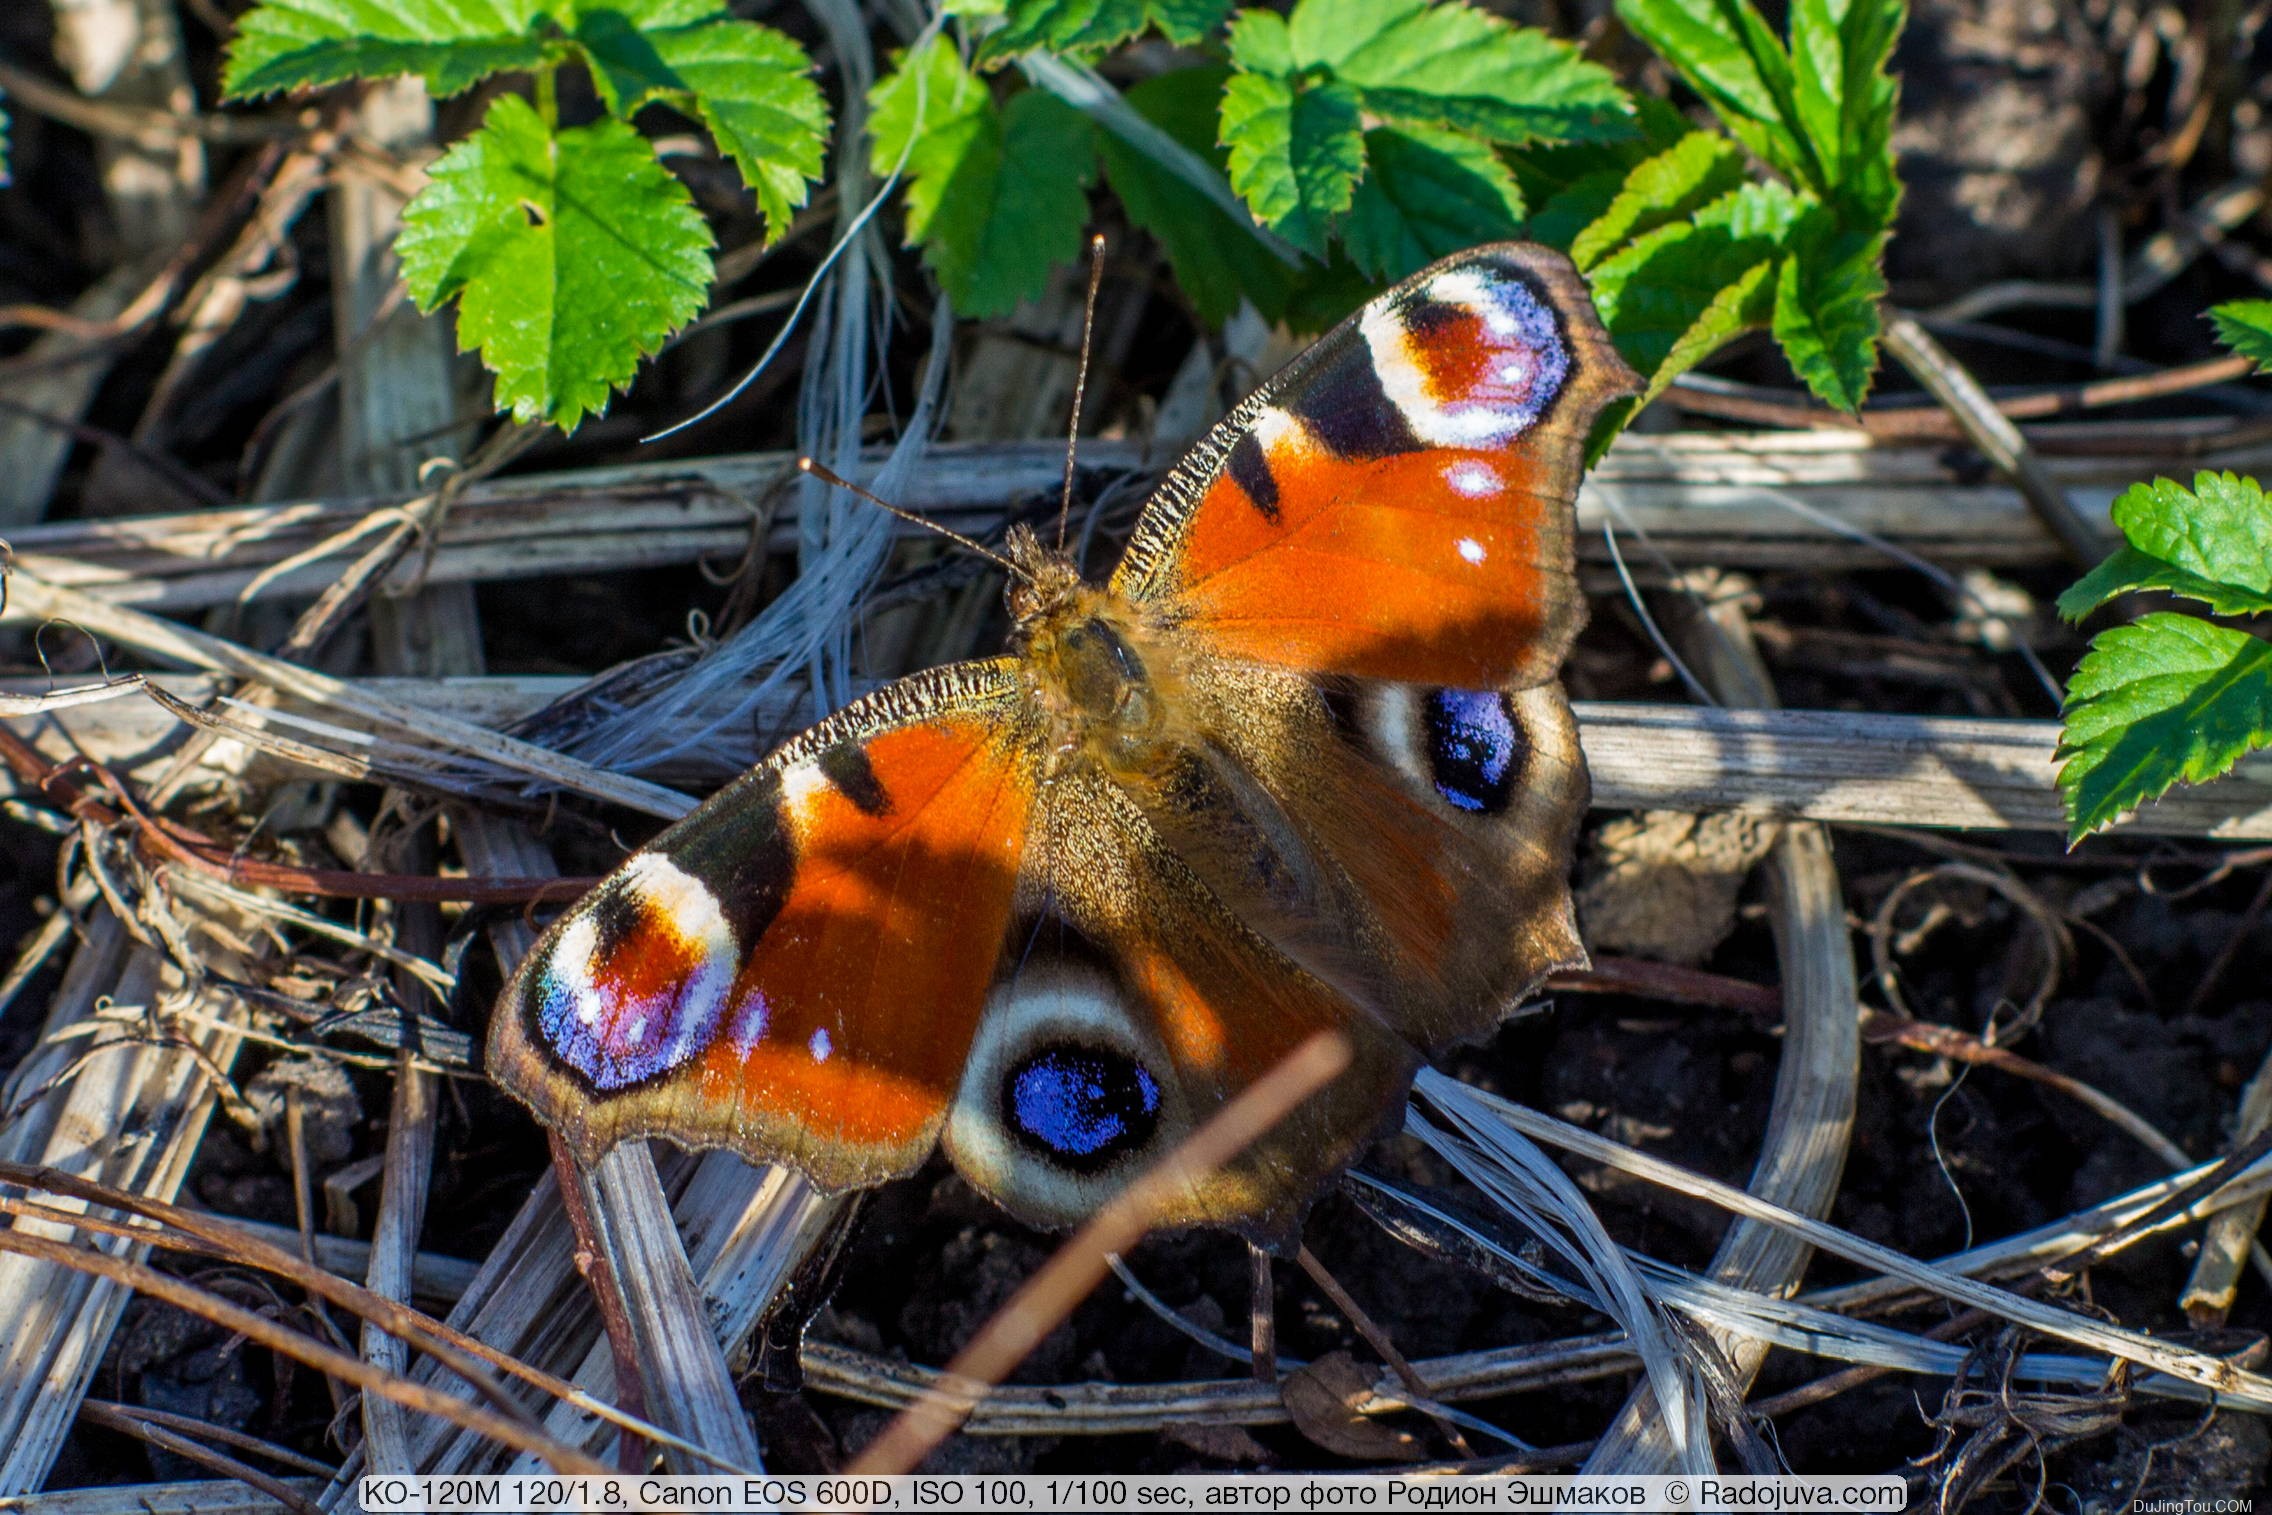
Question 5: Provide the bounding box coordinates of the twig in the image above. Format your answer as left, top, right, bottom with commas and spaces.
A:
1881, 312, 2109, 568
849, 1033, 1353, 1473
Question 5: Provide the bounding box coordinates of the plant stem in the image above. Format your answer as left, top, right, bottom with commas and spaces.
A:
535, 65, 558, 131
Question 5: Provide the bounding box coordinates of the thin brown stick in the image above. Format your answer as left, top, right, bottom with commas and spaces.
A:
77, 1400, 325, 1515
1249, 1245, 1277, 1385
0, 1168, 724, 1467
550, 1135, 653, 1473
0, 723, 588, 904
1882, 312, 2108, 568
849, 1032, 1353, 1474
1667, 352, 2260, 437
0, 1225, 608, 1472
1296, 1246, 1473, 1458
83, 1397, 335, 1477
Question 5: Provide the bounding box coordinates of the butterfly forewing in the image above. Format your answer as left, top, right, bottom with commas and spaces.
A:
1112, 245, 1637, 690
489, 661, 1039, 1188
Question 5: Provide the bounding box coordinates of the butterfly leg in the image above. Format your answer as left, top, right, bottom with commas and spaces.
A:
1248, 1243, 1277, 1385
1295, 1246, 1474, 1459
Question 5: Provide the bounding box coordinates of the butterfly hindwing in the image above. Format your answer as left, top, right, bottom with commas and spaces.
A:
941, 765, 1423, 1241
1111, 244, 1638, 690
489, 661, 1039, 1189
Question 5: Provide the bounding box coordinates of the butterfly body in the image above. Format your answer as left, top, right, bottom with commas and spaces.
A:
491, 244, 1639, 1241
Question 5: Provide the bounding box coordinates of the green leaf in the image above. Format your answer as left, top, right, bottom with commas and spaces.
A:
1588, 179, 1795, 395
1218, 65, 1363, 255
2211, 300, 2272, 373
1569, 130, 1748, 272
574, 14, 826, 242
223, 0, 549, 98
396, 93, 712, 429
648, 24, 827, 241
1613, 0, 1819, 191
870, 37, 995, 241
982, 0, 1231, 57
2057, 474, 2272, 620
1277, 0, 1630, 146
1525, 169, 1628, 254
1146, 0, 1236, 42
1507, 91, 1689, 212
870, 44, 1097, 316
2057, 613, 2272, 839
1100, 67, 1292, 325
1340, 124, 1525, 281
1789, 0, 1904, 226
1771, 208, 1884, 411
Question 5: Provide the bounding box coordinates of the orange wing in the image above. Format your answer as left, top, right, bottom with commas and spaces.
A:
1110, 244, 1637, 689
487, 661, 1039, 1190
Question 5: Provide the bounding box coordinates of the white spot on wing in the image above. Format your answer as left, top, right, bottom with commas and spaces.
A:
1445, 460, 1499, 497
617, 852, 738, 1069
1458, 537, 1487, 564
729, 987, 770, 1055
809, 1027, 833, 1062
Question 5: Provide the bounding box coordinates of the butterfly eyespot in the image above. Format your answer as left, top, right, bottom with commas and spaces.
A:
1423, 688, 1525, 815
525, 856, 737, 1093
1002, 1043, 1162, 1173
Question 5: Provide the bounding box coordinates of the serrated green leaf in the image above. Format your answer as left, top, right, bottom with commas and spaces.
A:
2211, 300, 2272, 373
1340, 124, 1524, 281
1588, 180, 1794, 392
1264, 0, 1630, 146
223, 0, 549, 98
1614, 0, 1819, 191
396, 93, 712, 429
1146, 0, 1236, 43
1570, 131, 1748, 272
572, 14, 825, 242
984, 0, 1143, 59
982, 0, 1230, 58
1789, 0, 1903, 227
2057, 613, 2272, 839
2059, 548, 2272, 624
663, 26, 826, 240
1525, 169, 1629, 254
1771, 209, 1884, 411
2057, 474, 2272, 620
1223, 7, 1296, 73
1507, 92, 1689, 212
871, 45, 1096, 316
1219, 67, 1362, 255
870, 38, 995, 241
1100, 67, 1291, 325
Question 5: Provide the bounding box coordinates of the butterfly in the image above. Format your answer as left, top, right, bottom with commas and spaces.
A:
488, 244, 1639, 1242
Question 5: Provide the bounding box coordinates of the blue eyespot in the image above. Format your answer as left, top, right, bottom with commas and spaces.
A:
1004, 1045, 1162, 1172
1423, 688, 1523, 815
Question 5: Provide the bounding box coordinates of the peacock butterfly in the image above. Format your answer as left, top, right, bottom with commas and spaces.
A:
488, 244, 1639, 1241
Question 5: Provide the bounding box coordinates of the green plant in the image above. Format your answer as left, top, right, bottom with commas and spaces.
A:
222, 0, 829, 429
2054, 302, 2272, 840
215, 0, 1911, 434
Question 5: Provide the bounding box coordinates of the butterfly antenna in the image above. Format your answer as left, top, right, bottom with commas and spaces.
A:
1056, 234, 1109, 551
798, 459, 1029, 582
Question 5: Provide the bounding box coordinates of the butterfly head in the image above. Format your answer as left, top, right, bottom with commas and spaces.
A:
999, 522, 1178, 775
